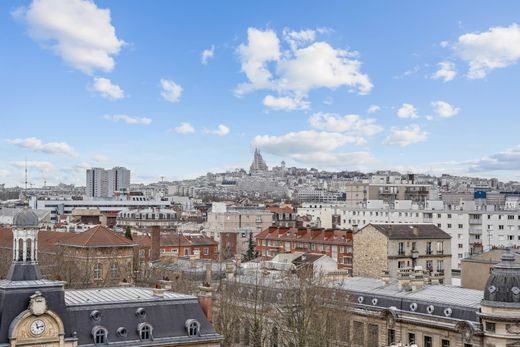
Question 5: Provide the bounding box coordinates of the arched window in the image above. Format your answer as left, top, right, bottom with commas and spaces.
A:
94, 263, 102, 280
111, 262, 119, 279
91, 326, 108, 344
138, 323, 153, 341
185, 319, 200, 337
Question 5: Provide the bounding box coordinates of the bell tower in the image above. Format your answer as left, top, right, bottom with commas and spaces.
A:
7, 209, 42, 281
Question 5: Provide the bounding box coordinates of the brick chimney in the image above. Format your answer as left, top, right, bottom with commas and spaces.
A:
198, 265, 214, 322
150, 225, 161, 262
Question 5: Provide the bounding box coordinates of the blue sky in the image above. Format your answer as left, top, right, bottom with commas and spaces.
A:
1, 0, 520, 187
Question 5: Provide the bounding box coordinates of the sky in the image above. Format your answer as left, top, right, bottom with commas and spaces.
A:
1, 0, 520, 187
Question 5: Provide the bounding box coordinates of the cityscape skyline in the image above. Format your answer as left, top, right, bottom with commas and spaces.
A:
2, 0, 520, 187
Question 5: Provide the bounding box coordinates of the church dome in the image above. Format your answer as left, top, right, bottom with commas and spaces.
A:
483, 250, 520, 305
13, 208, 39, 228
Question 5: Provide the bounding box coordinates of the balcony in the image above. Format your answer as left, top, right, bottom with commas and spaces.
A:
411, 250, 419, 259
436, 250, 444, 255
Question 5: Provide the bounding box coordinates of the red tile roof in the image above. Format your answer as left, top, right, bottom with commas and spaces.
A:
58, 225, 136, 248
256, 226, 352, 245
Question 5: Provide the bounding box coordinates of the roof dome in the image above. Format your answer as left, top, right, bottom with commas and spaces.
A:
13, 208, 39, 228
483, 250, 520, 305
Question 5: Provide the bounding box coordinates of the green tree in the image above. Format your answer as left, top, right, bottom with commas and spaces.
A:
124, 226, 133, 240
243, 232, 258, 262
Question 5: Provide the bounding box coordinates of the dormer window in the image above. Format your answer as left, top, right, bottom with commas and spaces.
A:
185, 319, 200, 336
138, 323, 153, 341
92, 326, 108, 344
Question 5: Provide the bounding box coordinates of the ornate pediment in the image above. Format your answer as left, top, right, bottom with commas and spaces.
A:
29, 291, 47, 316
507, 324, 520, 335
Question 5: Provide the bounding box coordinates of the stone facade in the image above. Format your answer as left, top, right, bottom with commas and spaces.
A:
353, 225, 388, 278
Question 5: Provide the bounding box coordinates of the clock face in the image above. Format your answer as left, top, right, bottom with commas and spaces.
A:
30, 319, 45, 336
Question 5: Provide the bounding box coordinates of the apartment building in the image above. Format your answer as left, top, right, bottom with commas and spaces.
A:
204, 203, 273, 256
353, 224, 452, 283
298, 200, 520, 270
255, 226, 354, 272
86, 166, 131, 198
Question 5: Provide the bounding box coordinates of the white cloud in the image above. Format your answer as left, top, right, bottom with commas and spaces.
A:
252, 130, 373, 167
397, 103, 418, 119
468, 145, 520, 172
7, 137, 78, 156
384, 125, 428, 146
14, 0, 124, 74
431, 100, 460, 118
309, 112, 383, 136
11, 161, 55, 172
235, 28, 281, 95
103, 114, 152, 125
367, 105, 380, 114
252, 130, 364, 157
174, 122, 195, 134
207, 124, 230, 136
0, 169, 10, 177
439, 41, 449, 48
92, 154, 109, 162
201, 45, 215, 65
160, 79, 183, 103
454, 24, 520, 79
91, 77, 125, 99
263, 95, 309, 111
235, 27, 372, 109
432, 61, 457, 82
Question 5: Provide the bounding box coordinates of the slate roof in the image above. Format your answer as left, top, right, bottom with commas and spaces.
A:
367, 223, 451, 240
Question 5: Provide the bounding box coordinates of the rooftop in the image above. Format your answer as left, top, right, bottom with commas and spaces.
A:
65, 287, 194, 306
367, 223, 451, 240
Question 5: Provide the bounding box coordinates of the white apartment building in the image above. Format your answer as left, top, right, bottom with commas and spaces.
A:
86, 166, 131, 198
298, 200, 520, 270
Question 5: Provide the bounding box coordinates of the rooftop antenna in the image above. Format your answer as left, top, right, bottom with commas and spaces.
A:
160, 176, 165, 183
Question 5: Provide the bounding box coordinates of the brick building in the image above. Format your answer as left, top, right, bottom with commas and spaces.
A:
255, 226, 353, 272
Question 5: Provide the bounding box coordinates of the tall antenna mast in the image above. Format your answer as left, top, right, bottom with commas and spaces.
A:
24, 158, 28, 191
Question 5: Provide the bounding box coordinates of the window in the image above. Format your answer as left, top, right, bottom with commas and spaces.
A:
426, 242, 432, 255
184, 249, 189, 256
426, 260, 433, 272
387, 329, 395, 345
138, 323, 152, 340
485, 321, 496, 332
424, 335, 432, 347
499, 225, 504, 230
447, 223, 452, 228
437, 260, 444, 272
111, 262, 119, 279
458, 224, 463, 229
186, 319, 200, 337
94, 263, 102, 280
203, 247, 209, 255
442, 339, 450, 347
353, 321, 364, 346
367, 324, 378, 346
408, 333, 415, 344
458, 243, 464, 249
398, 242, 405, 255
92, 326, 108, 344
458, 253, 463, 259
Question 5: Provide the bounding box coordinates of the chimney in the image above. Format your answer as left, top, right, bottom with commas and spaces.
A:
352, 225, 359, 233
381, 270, 390, 285
150, 225, 161, 262
198, 286, 214, 322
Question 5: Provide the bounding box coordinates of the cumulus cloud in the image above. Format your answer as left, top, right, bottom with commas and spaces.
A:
263, 95, 309, 111
309, 112, 383, 136
91, 77, 125, 99
432, 61, 457, 82
252, 130, 372, 167
367, 105, 380, 114
235, 27, 372, 109
252, 130, 364, 156
397, 103, 418, 119
11, 160, 55, 172
103, 114, 152, 125
468, 145, 520, 172
207, 124, 230, 136
454, 24, 520, 79
7, 137, 78, 156
13, 0, 124, 74
384, 125, 428, 146
201, 45, 215, 65
160, 79, 183, 103
174, 122, 195, 134
431, 100, 460, 118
